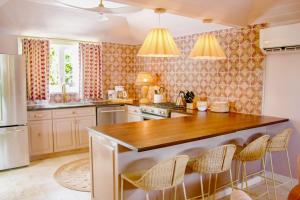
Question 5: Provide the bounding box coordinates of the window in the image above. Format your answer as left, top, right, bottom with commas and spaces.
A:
49, 42, 79, 94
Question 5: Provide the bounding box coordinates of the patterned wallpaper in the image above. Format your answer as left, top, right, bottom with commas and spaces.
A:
102, 42, 137, 99
102, 25, 265, 115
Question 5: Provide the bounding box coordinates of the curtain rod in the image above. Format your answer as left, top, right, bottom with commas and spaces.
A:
18, 35, 102, 44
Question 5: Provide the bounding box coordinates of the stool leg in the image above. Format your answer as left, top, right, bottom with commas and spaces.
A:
162, 189, 165, 200
243, 162, 249, 191
146, 192, 150, 200
174, 185, 177, 200
262, 158, 270, 200
241, 161, 245, 190
237, 160, 242, 189
182, 182, 187, 200
213, 173, 218, 200
200, 174, 205, 200
285, 149, 293, 185
208, 173, 212, 198
269, 152, 278, 200
121, 177, 124, 200
229, 169, 234, 191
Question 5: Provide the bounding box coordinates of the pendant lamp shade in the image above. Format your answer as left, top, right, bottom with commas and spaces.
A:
137, 28, 180, 57
189, 34, 226, 60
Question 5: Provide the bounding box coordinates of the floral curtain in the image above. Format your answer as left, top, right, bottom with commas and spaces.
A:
22, 38, 50, 100
79, 43, 103, 99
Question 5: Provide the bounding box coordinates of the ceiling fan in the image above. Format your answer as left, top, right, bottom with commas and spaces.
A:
26, 0, 142, 21
57, 0, 142, 15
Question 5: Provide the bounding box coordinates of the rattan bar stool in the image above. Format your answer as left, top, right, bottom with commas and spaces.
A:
234, 135, 270, 199
185, 144, 236, 200
266, 128, 293, 200
120, 155, 189, 200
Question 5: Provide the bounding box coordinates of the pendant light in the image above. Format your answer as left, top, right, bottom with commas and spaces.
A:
137, 8, 180, 57
189, 19, 226, 60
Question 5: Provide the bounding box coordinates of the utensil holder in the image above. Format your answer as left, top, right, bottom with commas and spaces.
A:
186, 102, 196, 110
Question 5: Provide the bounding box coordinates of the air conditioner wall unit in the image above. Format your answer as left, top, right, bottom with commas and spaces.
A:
260, 23, 300, 51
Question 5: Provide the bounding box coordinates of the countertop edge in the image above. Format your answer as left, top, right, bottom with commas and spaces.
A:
27, 102, 132, 111
88, 128, 138, 151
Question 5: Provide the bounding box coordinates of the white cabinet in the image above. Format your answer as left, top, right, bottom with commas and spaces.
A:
127, 105, 142, 122
53, 118, 76, 152
76, 116, 96, 148
28, 107, 96, 156
28, 120, 53, 156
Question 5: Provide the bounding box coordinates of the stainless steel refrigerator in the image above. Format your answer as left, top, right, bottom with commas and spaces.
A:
0, 54, 29, 170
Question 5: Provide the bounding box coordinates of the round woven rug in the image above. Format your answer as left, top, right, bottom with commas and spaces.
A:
54, 158, 90, 192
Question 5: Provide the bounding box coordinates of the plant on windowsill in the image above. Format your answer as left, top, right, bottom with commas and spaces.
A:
184, 91, 196, 110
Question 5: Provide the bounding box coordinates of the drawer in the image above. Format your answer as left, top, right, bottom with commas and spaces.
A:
28, 110, 52, 121
127, 105, 141, 114
52, 107, 96, 119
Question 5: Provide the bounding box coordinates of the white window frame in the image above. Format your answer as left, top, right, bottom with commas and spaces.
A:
49, 41, 79, 94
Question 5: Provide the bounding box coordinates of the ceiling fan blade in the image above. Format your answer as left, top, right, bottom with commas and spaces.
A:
96, 6, 142, 14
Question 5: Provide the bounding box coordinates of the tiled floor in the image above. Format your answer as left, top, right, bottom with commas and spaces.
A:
0, 153, 90, 200
219, 183, 293, 200
0, 153, 294, 200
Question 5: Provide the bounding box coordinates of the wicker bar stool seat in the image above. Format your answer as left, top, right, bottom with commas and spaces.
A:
185, 144, 236, 200
266, 128, 293, 200
121, 155, 189, 200
234, 135, 270, 199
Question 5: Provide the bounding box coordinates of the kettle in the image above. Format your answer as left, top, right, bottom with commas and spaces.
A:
175, 91, 186, 107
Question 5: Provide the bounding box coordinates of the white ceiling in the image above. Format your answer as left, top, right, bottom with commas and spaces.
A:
0, 0, 229, 44
0, 0, 300, 44
114, 0, 300, 27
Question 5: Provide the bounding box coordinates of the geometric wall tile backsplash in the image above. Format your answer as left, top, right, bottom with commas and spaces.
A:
102, 24, 266, 115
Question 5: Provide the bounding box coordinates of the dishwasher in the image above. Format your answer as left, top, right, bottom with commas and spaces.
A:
97, 105, 127, 125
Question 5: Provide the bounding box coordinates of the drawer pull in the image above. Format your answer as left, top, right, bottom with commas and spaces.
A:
72, 111, 77, 115
34, 114, 44, 118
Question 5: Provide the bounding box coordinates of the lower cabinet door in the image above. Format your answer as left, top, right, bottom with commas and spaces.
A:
28, 120, 53, 156
53, 118, 76, 152
76, 116, 96, 148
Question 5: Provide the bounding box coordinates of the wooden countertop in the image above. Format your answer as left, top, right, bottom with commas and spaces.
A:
90, 112, 288, 152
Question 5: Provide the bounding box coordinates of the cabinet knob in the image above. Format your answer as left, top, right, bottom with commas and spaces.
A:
72, 111, 76, 115
38, 133, 41, 137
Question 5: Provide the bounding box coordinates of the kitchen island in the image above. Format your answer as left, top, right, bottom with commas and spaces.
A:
88, 112, 288, 200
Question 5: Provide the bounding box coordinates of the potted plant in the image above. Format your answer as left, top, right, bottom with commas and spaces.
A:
184, 91, 196, 109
